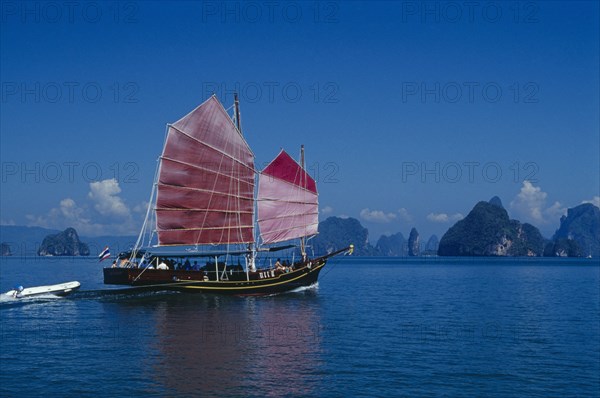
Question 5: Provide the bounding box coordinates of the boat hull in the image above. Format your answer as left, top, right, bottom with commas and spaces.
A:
4, 281, 81, 298
103, 259, 326, 295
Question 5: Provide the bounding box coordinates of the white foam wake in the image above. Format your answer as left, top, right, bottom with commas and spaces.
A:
0, 292, 65, 303
289, 282, 319, 293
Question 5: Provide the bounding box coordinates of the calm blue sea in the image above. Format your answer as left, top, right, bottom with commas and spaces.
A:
1, 256, 599, 397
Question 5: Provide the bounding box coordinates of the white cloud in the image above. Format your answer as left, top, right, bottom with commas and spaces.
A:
360, 208, 397, 223
398, 207, 412, 222
57, 198, 84, 219
88, 179, 130, 218
0, 219, 16, 226
510, 181, 566, 224
510, 181, 547, 223
546, 201, 567, 220
26, 179, 139, 236
426, 212, 464, 223
26, 198, 103, 235
321, 206, 333, 215
582, 196, 600, 208
133, 201, 150, 214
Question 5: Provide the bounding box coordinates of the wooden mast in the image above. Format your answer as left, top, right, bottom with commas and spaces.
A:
234, 93, 242, 132
235, 93, 255, 275
300, 144, 307, 260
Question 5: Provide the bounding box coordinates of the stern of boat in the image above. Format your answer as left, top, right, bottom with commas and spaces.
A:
103, 267, 132, 285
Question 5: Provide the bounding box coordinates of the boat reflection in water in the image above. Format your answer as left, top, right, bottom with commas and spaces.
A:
146, 291, 324, 396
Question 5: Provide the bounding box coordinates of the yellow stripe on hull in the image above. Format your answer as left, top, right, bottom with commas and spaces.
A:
179, 262, 325, 291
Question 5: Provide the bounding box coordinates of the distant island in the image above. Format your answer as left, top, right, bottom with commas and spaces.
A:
312, 216, 378, 256
311, 198, 598, 258
544, 203, 600, 257
37, 228, 90, 256
0, 226, 137, 257
438, 198, 545, 256
1, 199, 598, 258
376, 232, 408, 256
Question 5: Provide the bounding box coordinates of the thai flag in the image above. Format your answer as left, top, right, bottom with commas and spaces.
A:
99, 246, 110, 262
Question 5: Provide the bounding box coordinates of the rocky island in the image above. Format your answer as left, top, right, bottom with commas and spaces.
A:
312, 216, 376, 256
407, 228, 420, 256
438, 198, 545, 256
375, 232, 406, 256
544, 203, 600, 257
37, 227, 90, 256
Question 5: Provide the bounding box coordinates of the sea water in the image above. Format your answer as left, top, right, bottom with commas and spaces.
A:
1, 256, 598, 397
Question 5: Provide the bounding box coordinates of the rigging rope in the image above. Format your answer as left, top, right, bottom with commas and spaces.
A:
318, 258, 339, 280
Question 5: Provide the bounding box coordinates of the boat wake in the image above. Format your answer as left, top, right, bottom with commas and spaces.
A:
289, 282, 319, 293
0, 293, 67, 308
259, 282, 320, 298
0, 286, 180, 307
68, 288, 182, 303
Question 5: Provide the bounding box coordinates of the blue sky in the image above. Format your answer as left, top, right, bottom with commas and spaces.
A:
1, 1, 599, 242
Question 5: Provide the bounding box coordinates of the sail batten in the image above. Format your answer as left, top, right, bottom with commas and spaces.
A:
264, 224, 317, 242
160, 156, 255, 185
159, 225, 253, 232
257, 150, 319, 245
157, 183, 254, 201
156, 96, 255, 246
166, 125, 256, 172
157, 209, 254, 213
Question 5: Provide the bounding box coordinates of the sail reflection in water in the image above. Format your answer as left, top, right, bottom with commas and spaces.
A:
146, 293, 324, 396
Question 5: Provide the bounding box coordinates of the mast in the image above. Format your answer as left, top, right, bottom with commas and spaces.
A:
300, 144, 307, 260
234, 92, 242, 132
235, 92, 256, 275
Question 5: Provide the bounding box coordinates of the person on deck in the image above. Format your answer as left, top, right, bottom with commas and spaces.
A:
13, 285, 24, 298
275, 258, 285, 272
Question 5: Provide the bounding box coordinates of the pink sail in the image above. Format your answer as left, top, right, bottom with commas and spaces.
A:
156, 96, 255, 245
258, 150, 318, 244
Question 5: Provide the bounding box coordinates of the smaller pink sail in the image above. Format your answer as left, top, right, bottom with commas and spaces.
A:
258, 150, 318, 244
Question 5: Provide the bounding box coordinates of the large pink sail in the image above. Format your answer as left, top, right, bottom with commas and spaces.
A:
258, 150, 318, 244
156, 96, 255, 245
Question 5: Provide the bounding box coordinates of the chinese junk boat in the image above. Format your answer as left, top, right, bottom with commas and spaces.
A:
103, 95, 352, 294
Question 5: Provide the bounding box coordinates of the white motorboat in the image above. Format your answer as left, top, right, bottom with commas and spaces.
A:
4, 281, 81, 298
